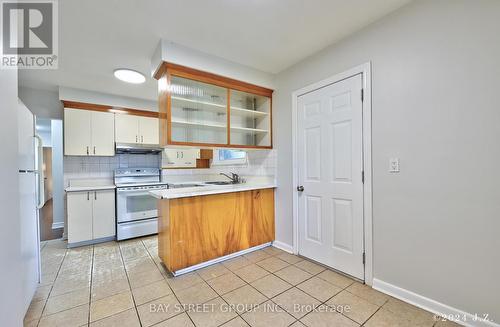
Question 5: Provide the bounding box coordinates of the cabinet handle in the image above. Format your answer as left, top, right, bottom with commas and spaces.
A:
181, 152, 184, 158
93, 146, 96, 155
94, 192, 97, 200
87, 192, 89, 200
86, 146, 89, 155
141, 135, 143, 143
176, 152, 179, 159
297, 186, 304, 192
136, 135, 138, 143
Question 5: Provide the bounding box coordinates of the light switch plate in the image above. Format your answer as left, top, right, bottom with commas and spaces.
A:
389, 158, 400, 173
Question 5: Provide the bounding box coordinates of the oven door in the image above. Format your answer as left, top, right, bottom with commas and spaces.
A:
116, 186, 165, 223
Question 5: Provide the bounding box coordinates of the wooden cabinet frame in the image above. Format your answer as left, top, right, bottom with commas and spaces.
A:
156, 62, 274, 149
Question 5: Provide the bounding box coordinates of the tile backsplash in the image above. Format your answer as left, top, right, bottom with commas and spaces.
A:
64, 154, 161, 184
64, 149, 276, 185
161, 149, 277, 179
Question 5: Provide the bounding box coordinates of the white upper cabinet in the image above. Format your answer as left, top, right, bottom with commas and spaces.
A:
115, 114, 159, 145
139, 117, 159, 145
91, 111, 115, 156
64, 108, 91, 156
64, 108, 115, 156
64, 108, 114, 156
162, 148, 200, 168
115, 114, 139, 144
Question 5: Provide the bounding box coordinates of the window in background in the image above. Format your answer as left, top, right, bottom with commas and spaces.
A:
212, 149, 247, 165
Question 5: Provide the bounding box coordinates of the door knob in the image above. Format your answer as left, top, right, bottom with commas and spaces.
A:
297, 186, 304, 192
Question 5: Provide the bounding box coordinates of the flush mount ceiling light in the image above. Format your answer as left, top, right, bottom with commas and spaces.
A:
114, 69, 146, 84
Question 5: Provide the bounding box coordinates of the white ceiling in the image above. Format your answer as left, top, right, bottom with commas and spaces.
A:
19, 0, 410, 101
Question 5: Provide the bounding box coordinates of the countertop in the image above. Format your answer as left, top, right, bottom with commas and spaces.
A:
65, 179, 116, 192
149, 182, 276, 200
65, 185, 116, 192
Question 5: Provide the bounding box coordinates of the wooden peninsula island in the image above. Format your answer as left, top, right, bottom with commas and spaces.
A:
150, 183, 276, 276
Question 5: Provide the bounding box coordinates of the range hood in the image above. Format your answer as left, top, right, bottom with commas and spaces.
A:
115, 143, 163, 154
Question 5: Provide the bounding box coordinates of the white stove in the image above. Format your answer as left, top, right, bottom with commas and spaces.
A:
114, 168, 167, 240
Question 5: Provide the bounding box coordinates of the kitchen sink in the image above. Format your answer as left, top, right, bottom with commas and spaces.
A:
204, 181, 236, 185
168, 183, 205, 188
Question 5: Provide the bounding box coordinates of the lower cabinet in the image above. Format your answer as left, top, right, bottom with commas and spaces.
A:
92, 190, 116, 239
67, 189, 115, 245
67, 191, 93, 244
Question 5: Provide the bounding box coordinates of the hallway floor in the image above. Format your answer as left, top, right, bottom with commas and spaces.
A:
39, 199, 63, 241
25, 236, 457, 327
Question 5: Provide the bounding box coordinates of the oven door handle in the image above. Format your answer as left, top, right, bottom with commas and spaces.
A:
117, 189, 149, 195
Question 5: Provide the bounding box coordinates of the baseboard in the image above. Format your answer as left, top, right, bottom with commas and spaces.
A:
373, 279, 499, 327
271, 240, 294, 254
172, 242, 272, 276
51, 222, 64, 230
67, 236, 115, 248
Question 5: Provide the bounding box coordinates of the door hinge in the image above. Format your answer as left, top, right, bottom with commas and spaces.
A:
362, 171, 365, 184
362, 252, 366, 265
361, 89, 364, 102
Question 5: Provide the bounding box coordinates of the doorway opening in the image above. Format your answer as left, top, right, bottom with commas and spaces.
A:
35, 118, 64, 241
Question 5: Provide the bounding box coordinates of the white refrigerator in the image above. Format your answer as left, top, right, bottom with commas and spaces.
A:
18, 100, 42, 312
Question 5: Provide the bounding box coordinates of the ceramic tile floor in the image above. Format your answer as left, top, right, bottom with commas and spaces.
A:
25, 236, 461, 327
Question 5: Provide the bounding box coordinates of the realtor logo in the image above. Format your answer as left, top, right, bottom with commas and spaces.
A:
1, 0, 58, 69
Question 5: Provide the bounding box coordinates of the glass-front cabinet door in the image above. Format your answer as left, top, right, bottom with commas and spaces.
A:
230, 90, 271, 147
163, 65, 273, 149
169, 76, 228, 145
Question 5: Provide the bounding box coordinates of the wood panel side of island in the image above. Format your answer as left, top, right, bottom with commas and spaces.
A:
157, 199, 171, 268
158, 189, 275, 273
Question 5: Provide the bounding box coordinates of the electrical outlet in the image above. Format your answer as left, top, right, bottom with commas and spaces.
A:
389, 158, 400, 173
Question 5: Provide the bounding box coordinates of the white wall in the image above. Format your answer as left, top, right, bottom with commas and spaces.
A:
151, 40, 275, 89
36, 118, 52, 147
273, 0, 500, 322
51, 120, 64, 230
59, 86, 157, 112
0, 70, 24, 326
18, 87, 63, 119
37, 131, 52, 147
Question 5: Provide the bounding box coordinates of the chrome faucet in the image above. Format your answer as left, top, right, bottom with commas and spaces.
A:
220, 172, 241, 184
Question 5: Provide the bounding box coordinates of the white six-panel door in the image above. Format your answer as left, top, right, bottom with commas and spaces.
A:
297, 74, 364, 279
